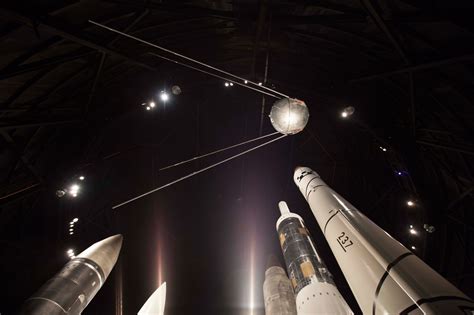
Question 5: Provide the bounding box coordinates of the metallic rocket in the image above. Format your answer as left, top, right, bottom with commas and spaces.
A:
294, 166, 474, 314
138, 282, 167, 315
263, 255, 297, 315
276, 201, 353, 315
19, 234, 123, 315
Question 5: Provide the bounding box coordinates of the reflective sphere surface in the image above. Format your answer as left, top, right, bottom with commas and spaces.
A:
171, 85, 182, 95
269, 98, 309, 135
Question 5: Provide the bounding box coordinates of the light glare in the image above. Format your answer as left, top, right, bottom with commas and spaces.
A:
341, 111, 348, 118
73, 218, 79, 223
409, 228, 417, 235
160, 92, 169, 102
407, 200, 415, 207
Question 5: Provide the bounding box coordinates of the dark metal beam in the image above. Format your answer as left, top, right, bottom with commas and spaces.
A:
0, 21, 20, 40
446, 186, 474, 213
0, 119, 82, 130
417, 140, 474, 156
108, 9, 149, 46
1, 68, 52, 108
360, 0, 410, 64
0, 131, 43, 182
0, 49, 93, 80
0, 182, 41, 206
0, 9, 157, 72
85, 52, 107, 114
0, 36, 62, 72
351, 52, 474, 83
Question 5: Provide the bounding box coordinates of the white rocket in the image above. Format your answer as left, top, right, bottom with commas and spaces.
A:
263, 255, 297, 315
138, 282, 166, 315
276, 201, 353, 314
293, 166, 474, 314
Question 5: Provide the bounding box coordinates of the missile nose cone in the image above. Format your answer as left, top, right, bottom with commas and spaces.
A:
294, 165, 304, 173
77, 234, 123, 278
278, 201, 291, 215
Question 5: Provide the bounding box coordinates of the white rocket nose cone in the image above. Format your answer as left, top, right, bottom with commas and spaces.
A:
278, 201, 291, 215
77, 234, 123, 278
293, 166, 317, 184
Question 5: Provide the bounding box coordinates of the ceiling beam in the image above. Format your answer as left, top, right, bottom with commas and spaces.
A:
351, 52, 474, 83
85, 52, 107, 114
0, 8, 157, 72
0, 131, 43, 182
0, 49, 93, 80
0, 119, 82, 130
360, 0, 410, 64
446, 186, 474, 213
417, 140, 474, 156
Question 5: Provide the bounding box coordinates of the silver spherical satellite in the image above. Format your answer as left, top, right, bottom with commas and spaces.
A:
171, 85, 182, 95
269, 98, 309, 135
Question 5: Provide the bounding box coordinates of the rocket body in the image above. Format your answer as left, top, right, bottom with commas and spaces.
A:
294, 167, 474, 314
263, 256, 297, 315
19, 234, 123, 315
276, 201, 353, 315
138, 282, 166, 315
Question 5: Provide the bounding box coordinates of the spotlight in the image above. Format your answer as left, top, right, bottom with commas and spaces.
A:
69, 184, 79, 196
341, 106, 355, 118
407, 200, 415, 207
409, 228, 417, 235
149, 101, 156, 108
72, 218, 79, 223
229, 82, 234, 86
244, 80, 248, 84
409, 225, 413, 229
56, 190, 66, 198
379, 146, 387, 152
160, 92, 169, 102
67, 249, 73, 254
79, 176, 85, 181
258, 82, 262, 86
396, 171, 403, 176
69, 228, 73, 232
424, 224, 436, 233
146, 106, 151, 110
224, 82, 229, 87
70, 232, 74, 235
411, 246, 416, 250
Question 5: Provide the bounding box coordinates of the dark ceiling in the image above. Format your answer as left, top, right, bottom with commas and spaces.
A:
0, 1, 473, 314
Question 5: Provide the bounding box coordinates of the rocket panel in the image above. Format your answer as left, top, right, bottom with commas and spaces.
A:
278, 216, 334, 295
295, 282, 353, 315
263, 266, 297, 315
